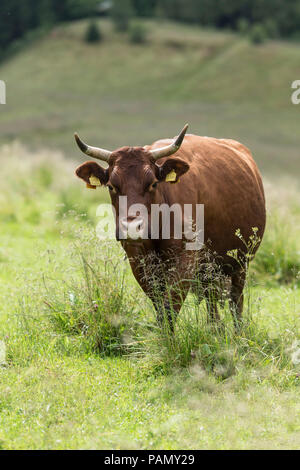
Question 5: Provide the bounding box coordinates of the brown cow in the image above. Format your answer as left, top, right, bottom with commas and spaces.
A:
74, 125, 266, 329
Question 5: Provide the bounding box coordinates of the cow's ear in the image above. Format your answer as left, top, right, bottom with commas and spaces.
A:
156, 158, 190, 184
75, 161, 108, 189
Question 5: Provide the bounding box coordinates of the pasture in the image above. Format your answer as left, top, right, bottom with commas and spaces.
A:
0, 18, 299, 450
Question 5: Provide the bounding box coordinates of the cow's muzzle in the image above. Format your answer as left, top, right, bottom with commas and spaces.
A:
119, 217, 147, 241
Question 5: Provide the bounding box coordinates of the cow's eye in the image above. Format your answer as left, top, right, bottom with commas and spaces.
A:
107, 184, 114, 192
152, 182, 158, 189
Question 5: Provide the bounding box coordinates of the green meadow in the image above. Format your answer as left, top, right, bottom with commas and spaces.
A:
0, 19, 299, 449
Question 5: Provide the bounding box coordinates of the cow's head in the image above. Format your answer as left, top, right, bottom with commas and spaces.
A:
74, 125, 190, 242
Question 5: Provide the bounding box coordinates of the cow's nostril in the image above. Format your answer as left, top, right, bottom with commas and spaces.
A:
119, 217, 145, 240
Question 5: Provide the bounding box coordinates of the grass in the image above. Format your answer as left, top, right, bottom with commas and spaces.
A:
252, 181, 300, 284
0, 18, 299, 449
0, 145, 299, 449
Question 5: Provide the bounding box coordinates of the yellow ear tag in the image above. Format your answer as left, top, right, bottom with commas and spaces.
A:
165, 169, 177, 182
89, 175, 101, 187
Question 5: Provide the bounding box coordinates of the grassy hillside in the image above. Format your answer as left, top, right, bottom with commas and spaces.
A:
0, 144, 299, 449
0, 18, 300, 175
0, 20, 299, 450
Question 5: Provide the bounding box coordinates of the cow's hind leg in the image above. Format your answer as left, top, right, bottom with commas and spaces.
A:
155, 300, 178, 333
229, 270, 246, 329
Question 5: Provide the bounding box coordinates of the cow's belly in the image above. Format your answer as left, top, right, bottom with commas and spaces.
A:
199, 182, 266, 270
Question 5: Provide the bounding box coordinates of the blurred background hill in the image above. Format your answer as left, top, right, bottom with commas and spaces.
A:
0, 0, 299, 176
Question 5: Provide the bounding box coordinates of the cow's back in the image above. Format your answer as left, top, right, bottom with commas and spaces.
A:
147, 134, 266, 268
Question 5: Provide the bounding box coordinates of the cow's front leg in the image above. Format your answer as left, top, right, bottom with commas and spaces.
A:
152, 280, 190, 332
126, 245, 192, 332
153, 287, 187, 333
154, 299, 176, 332
152, 247, 194, 332
204, 287, 220, 322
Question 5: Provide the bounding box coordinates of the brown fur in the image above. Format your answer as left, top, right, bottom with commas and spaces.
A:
75, 134, 266, 329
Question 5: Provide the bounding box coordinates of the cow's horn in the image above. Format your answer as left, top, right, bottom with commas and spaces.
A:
150, 124, 189, 161
74, 133, 112, 162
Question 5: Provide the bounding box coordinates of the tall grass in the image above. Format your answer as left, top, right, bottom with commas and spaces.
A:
0, 145, 299, 381
133, 250, 299, 385
252, 180, 300, 284
141, 293, 299, 386
5, 229, 146, 363
42, 237, 142, 356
